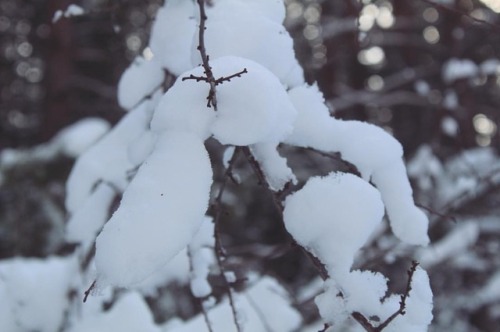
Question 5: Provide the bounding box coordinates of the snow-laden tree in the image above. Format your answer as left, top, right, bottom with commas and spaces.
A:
0, 1, 436, 331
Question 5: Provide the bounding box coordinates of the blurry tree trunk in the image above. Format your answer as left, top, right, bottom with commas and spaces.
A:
42, 0, 74, 141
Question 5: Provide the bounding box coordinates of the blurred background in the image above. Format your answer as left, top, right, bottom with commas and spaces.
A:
0, 0, 499, 331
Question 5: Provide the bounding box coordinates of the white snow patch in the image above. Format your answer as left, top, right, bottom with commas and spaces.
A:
417, 221, 479, 268
0, 256, 78, 332
189, 217, 215, 298
286, 84, 429, 246
480, 58, 500, 76
442, 58, 478, 83
69, 292, 160, 332
208, 56, 297, 145
191, 14, 303, 88
250, 142, 297, 191
208, 0, 286, 24
150, 68, 217, 140
65, 103, 153, 213
149, 0, 196, 76
54, 118, 110, 158
117, 56, 164, 110
52, 5, 85, 23
284, 172, 384, 272
66, 182, 116, 245
163, 276, 301, 332
95, 131, 212, 287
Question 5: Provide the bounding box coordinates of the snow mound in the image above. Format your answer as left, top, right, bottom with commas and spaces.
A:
117, 56, 164, 110
191, 14, 303, 88
65, 104, 152, 213
284, 172, 384, 272
208, 56, 297, 145
149, 0, 196, 76
95, 131, 212, 287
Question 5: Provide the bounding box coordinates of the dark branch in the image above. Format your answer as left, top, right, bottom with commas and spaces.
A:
182, 74, 210, 83
375, 261, 420, 331
215, 68, 248, 85
83, 280, 96, 303
212, 148, 243, 332
190, 0, 248, 108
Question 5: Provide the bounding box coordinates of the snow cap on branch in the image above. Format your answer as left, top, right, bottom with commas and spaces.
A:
95, 131, 212, 287
149, 0, 197, 76
191, 11, 303, 88
206, 0, 286, 24
207, 56, 297, 145
65, 103, 153, 213
283, 172, 384, 272
285, 84, 429, 246
117, 56, 164, 110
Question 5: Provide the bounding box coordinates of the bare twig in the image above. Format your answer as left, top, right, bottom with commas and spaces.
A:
376, 261, 419, 330
416, 203, 457, 223
186, 0, 247, 108
83, 280, 97, 303
212, 148, 243, 332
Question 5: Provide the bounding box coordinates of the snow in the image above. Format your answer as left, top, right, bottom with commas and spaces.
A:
283, 172, 385, 272
65, 182, 116, 245
149, 0, 196, 76
163, 276, 301, 332
127, 130, 157, 167
188, 217, 215, 298
285, 84, 429, 246
315, 267, 432, 331
65, 103, 152, 213
338, 270, 389, 317
250, 142, 296, 191
95, 131, 212, 287
443, 90, 458, 109
52, 4, 85, 23
475, 270, 500, 306
371, 162, 430, 246
54, 118, 110, 158
383, 267, 433, 331
207, 56, 297, 145
417, 221, 479, 268
208, 0, 286, 24
441, 116, 459, 136
133, 248, 190, 295
117, 56, 164, 110
65, 4, 85, 17
0, 256, 78, 332
191, 13, 303, 88
414, 80, 430, 96
407, 145, 443, 191
69, 292, 160, 332
223, 146, 236, 169
52, 10, 63, 23
480, 58, 500, 76
442, 58, 479, 83
150, 68, 217, 140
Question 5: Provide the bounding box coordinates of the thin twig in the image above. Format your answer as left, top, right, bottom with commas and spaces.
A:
83, 280, 96, 303
416, 203, 457, 223
375, 261, 420, 331
212, 148, 243, 332
188, 0, 247, 108
195, 0, 218, 108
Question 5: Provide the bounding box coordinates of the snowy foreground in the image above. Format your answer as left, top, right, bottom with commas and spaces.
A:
0, 1, 438, 331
